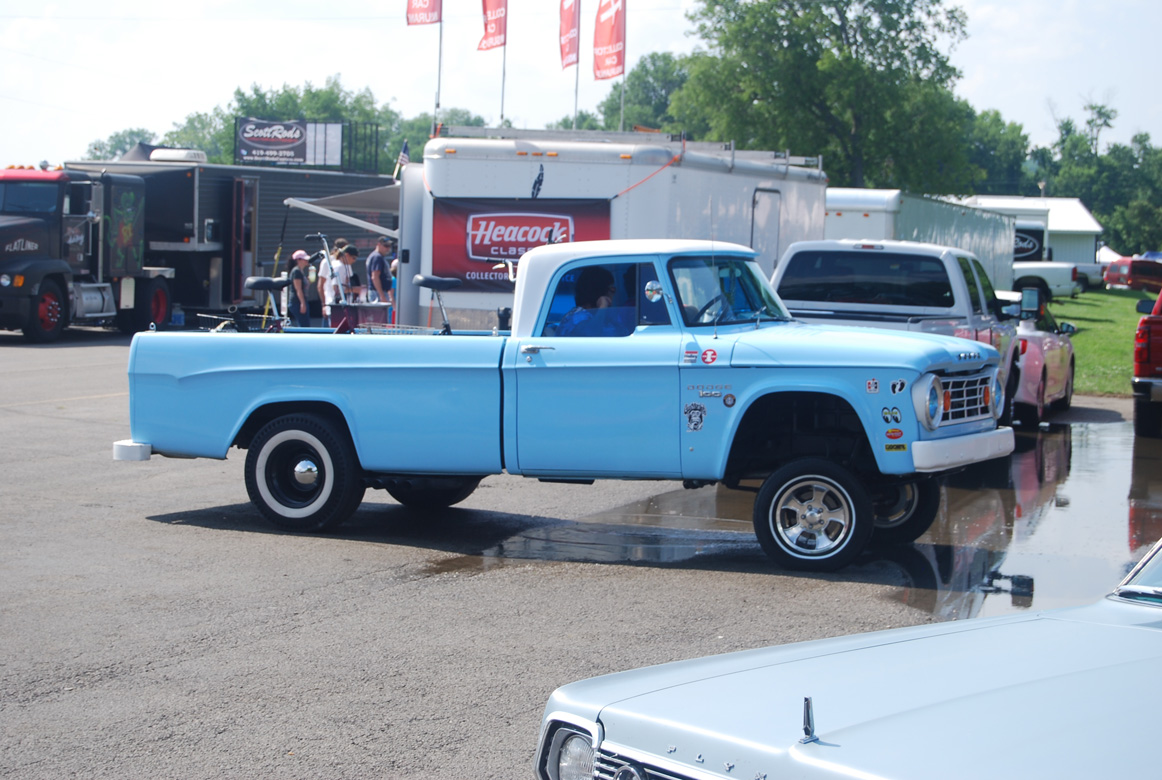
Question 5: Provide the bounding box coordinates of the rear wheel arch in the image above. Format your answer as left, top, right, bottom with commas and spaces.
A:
234, 401, 355, 455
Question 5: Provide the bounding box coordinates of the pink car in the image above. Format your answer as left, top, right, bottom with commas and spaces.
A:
1005, 290, 1077, 424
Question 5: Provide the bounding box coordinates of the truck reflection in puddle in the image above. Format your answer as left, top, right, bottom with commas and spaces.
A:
472, 422, 1158, 620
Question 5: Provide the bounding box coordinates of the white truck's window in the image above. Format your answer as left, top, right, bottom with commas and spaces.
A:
541, 262, 666, 337
778, 251, 953, 308
955, 257, 985, 315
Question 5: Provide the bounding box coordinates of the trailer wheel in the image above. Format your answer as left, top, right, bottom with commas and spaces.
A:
752, 459, 873, 571
385, 477, 483, 510
135, 277, 172, 332
244, 414, 364, 532
23, 278, 66, 343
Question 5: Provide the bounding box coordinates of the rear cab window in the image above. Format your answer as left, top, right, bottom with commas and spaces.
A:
778, 250, 954, 309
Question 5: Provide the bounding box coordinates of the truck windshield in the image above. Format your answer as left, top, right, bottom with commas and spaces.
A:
670, 255, 789, 326
0, 182, 59, 215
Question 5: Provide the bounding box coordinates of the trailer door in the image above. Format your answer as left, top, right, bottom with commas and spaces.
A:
231, 177, 257, 302
750, 189, 782, 277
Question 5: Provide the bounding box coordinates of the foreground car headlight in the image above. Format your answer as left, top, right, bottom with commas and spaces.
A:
557, 733, 593, 780
912, 373, 944, 430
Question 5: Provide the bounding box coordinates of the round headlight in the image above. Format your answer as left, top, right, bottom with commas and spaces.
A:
0, 274, 11, 287
912, 374, 943, 431
557, 734, 594, 780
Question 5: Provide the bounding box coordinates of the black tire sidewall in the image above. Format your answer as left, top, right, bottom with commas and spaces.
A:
24, 278, 66, 343
244, 415, 361, 532
870, 480, 942, 546
753, 458, 873, 571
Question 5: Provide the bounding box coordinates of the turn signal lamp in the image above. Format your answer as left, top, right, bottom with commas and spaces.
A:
943, 389, 952, 412
1019, 338, 1028, 355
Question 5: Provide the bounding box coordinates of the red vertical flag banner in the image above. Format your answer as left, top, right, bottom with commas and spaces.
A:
593, 0, 625, 79
560, 0, 580, 69
479, 0, 507, 51
406, 0, 441, 25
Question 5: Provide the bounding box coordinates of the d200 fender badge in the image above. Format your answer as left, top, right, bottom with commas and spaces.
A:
684, 402, 707, 431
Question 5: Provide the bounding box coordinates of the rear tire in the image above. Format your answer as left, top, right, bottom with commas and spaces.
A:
753, 459, 873, 572
135, 276, 171, 332
23, 278, 66, 343
244, 414, 364, 532
1135, 398, 1162, 438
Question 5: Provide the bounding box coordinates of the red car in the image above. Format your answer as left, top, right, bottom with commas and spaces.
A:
1107, 258, 1162, 293
1135, 293, 1162, 436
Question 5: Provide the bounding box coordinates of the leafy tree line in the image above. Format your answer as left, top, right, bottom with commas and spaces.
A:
84, 1, 1160, 255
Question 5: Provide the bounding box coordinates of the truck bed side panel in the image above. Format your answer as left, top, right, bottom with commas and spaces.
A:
128, 332, 505, 474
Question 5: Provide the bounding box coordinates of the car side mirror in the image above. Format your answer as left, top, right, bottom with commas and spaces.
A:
1059, 322, 1078, 335
1138, 299, 1158, 315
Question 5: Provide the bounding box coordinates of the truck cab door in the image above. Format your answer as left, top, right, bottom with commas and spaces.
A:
508, 260, 682, 478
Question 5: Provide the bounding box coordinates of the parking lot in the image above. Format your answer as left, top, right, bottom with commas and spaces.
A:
0, 329, 1145, 779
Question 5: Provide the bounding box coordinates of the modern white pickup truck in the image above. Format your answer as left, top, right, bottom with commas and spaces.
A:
773, 239, 1023, 433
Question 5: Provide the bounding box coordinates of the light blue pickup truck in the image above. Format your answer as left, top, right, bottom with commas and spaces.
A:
114, 239, 1013, 571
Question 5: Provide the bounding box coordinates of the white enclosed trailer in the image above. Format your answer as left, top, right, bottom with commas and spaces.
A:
825, 188, 1016, 291
394, 129, 827, 329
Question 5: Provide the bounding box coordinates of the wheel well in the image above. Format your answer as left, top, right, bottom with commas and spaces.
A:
724, 392, 875, 484
233, 401, 352, 450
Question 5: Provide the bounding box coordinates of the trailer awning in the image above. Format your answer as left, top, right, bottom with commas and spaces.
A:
284, 184, 401, 240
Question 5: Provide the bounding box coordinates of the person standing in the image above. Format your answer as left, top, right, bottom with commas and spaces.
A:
365, 237, 395, 306
288, 249, 313, 327
317, 238, 348, 326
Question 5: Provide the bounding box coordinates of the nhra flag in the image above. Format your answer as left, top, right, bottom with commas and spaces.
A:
406, 0, 441, 25
593, 0, 625, 80
560, 0, 580, 69
479, 0, 507, 50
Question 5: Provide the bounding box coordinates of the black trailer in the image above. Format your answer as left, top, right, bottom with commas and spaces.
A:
65, 156, 393, 319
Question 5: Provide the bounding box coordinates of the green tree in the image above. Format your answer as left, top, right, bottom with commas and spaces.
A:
546, 110, 602, 131
597, 52, 689, 131
83, 128, 157, 160
677, 0, 968, 189
966, 110, 1031, 194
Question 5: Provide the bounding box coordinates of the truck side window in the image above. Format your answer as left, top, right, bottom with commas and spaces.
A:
970, 257, 1002, 316
541, 262, 640, 337
956, 257, 985, 315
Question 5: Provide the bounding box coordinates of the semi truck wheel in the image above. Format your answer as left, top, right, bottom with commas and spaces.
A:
244, 414, 365, 532
870, 480, 941, 545
752, 459, 873, 571
23, 278, 66, 343
385, 477, 482, 510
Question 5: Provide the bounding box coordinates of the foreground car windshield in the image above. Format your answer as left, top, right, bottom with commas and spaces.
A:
1115, 544, 1162, 603
670, 255, 789, 326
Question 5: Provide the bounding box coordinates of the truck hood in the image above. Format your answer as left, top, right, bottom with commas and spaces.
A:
730, 321, 998, 373
0, 214, 51, 260
572, 600, 1160, 779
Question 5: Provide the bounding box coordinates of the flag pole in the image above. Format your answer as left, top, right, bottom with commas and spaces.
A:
572, 0, 580, 130
500, 38, 508, 125
435, 18, 444, 127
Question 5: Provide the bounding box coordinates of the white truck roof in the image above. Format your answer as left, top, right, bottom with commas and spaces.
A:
511, 238, 756, 338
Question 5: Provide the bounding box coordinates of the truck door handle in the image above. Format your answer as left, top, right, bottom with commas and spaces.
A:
521, 345, 555, 354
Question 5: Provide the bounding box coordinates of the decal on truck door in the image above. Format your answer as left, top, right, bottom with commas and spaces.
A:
431, 198, 610, 292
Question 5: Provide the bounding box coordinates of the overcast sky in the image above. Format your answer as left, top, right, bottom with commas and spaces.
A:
3, 0, 1158, 168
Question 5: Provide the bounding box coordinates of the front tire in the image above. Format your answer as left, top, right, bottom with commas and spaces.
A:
1016, 369, 1047, 425
244, 414, 364, 532
753, 459, 873, 571
1051, 361, 1074, 412
870, 481, 941, 545
23, 278, 66, 343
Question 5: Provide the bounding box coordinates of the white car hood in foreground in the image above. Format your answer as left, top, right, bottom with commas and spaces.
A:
565, 600, 1162, 779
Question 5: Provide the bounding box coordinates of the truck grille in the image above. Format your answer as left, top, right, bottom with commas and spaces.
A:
940, 372, 993, 424
597, 750, 692, 780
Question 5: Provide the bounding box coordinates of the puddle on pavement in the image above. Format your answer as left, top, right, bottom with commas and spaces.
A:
425, 421, 1162, 621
